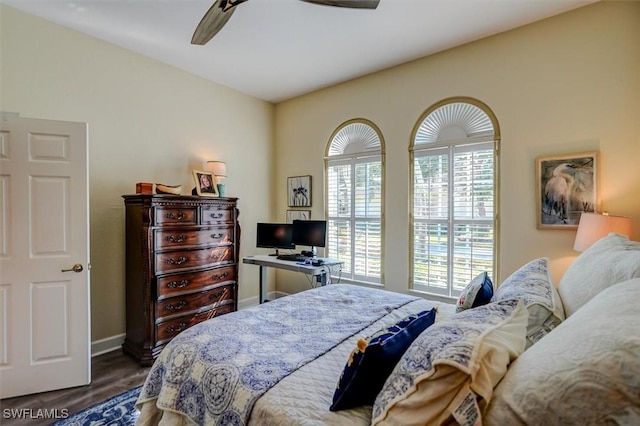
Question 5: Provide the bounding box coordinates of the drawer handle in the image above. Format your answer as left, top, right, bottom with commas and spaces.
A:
166, 235, 187, 243
212, 272, 229, 281
166, 212, 186, 220
209, 288, 229, 302
209, 212, 224, 219
167, 279, 190, 289
165, 256, 188, 265
166, 300, 187, 311
166, 322, 187, 333
210, 233, 224, 239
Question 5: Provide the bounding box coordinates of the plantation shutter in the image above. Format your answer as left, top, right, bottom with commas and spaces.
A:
327, 162, 352, 276
354, 160, 382, 279
411, 99, 497, 298
413, 148, 450, 292
326, 120, 384, 284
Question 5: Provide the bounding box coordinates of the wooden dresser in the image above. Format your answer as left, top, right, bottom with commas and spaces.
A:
122, 194, 240, 366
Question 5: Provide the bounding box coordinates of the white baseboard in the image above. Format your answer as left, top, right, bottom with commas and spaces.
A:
91, 292, 290, 356
238, 291, 289, 309
91, 333, 125, 357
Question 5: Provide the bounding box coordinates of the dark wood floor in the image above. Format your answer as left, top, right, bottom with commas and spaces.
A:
1, 350, 151, 426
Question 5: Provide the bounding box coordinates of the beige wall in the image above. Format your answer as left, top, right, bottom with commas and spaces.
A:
274, 1, 640, 295
2, 1, 639, 344
0, 6, 275, 342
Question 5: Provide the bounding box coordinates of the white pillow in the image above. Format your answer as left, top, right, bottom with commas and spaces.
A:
371, 299, 528, 426
493, 257, 564, 347
485, 278, 640, 425
559, 233, 640, 317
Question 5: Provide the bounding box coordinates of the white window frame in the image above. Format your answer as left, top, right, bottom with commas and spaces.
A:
325, 119, 384, 285
410, 98, 500, 300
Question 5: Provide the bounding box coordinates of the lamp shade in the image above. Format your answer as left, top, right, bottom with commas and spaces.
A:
573, 213, 632, 252
207, 161, 227, 177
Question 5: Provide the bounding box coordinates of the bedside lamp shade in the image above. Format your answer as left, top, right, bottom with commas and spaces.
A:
573, 213, 632, 252
207, 161, 227, 178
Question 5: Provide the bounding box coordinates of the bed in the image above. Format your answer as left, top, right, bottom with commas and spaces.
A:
137, 233, 640, 426
136, 284, 455, 425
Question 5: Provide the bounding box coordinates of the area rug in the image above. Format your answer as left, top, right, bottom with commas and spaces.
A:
51, 385, 142, 426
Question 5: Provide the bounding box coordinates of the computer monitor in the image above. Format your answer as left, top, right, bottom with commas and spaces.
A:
256, 223, 295, 256
292, 220, 327, 257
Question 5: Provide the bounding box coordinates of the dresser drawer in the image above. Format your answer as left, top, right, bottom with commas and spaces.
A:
156, 266, 236, 297
155, 246, 233, 274
156, 303, 234, 343
201, 207, 233, 225
155, 226, 233, 250
156, 284, 235, 320
155, 207, 198, 226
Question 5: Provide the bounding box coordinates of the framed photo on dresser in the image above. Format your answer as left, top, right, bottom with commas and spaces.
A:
193, 170, 219, 197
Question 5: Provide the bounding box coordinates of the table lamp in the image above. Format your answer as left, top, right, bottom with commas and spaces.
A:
573, 212, 632, 252
207, 161, 227, 197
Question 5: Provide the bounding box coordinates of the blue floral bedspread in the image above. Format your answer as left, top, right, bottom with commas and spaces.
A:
136, 284, 417, 426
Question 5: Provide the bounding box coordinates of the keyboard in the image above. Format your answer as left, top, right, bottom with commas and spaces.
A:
276, 253, 306, 262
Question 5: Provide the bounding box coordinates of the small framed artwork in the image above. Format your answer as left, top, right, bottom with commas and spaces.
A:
286, 210, 311, 223
535, 151, 599, 229
192, 170, 219, 197
287, 175, 311, 207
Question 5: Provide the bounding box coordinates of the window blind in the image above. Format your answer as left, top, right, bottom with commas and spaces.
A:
413, 141, 494, 296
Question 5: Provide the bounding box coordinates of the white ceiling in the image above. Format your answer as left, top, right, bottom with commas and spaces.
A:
2, 0, 596, 103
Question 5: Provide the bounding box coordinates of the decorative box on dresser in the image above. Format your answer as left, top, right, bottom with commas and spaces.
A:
122, 194, 240, 366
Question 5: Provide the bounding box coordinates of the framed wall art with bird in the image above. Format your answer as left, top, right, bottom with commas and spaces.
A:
535, 151, 599, 229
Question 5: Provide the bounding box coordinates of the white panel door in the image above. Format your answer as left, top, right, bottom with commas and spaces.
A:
0, 115, 90, 398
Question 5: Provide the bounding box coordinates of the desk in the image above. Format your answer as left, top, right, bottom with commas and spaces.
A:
243, 255, 343, 303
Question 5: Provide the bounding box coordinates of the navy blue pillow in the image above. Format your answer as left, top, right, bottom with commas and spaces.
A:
456, 271, 494, 313
330, 308, 437, 411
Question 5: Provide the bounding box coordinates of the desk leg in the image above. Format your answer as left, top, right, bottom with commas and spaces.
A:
260, 265, 267, 303
320, 272, 327, 287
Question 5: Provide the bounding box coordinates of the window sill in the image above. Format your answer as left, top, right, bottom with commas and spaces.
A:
333, 277, 383, 288
408, 289, 457, 305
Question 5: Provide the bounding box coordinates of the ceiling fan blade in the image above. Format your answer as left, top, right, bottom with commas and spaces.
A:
191, 1, 237, 45
298, 0, 380, 9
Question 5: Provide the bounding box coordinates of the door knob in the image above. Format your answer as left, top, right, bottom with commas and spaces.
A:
62, 264, 84, 273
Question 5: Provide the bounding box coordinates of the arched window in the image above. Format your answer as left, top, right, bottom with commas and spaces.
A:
325, 119, 384, 284
410, 98, 500, 298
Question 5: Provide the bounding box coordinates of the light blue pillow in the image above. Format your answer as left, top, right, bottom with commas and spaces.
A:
456, 272, 493, 313
330, 308, 437, 411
